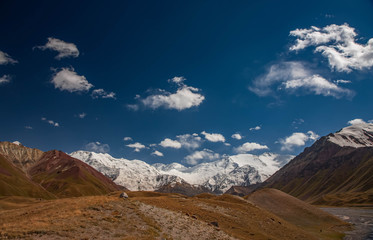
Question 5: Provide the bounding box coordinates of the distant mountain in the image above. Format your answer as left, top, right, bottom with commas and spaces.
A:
71, 151, 293, 194
263, 123, 373, 206
224, 185, 259, 197
0, 142, 120, 199
156, 181, 212, 196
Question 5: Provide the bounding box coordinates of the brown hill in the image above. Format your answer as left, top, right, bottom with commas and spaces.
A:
245, 188, 349, 238
28, 150, 121, 198
0, 141, 44, 173
224, 185, 259, 197
0, 154, 55, 199
263, 134, 373, 206
0, 192, 349, 239
156, 181, 212, 196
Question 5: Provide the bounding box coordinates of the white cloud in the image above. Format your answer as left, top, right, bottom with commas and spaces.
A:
176, 133, 203, 149
0, 51, 17, 65
123, 137, 133, 141
85, 142, 110, 153
12, 141, 21, 145
290, 23, 373, 72
159, 138, 182, 149
25, 126, 33, 130
250, 126, 261, 131
41, 117, 60, 127
51, 68, 93, 93
78, 112, 86, 119
250, 61, 353, 99
35, 37, 79, 59
348, 118, 366, 125
151, 150, 164, 157
168, 76, 186, 84
126, 142, 146, 152
0, 75, 11, 85
234, 142, 269, 153
201, 131, 225, 142
224, 143, 231, 146
91, 89, 116, 99
184, 149, 220, 165
280, 131, 319, 151
282, 74, 352, 98
231, 133, 243, 140
130, 77, 205, 111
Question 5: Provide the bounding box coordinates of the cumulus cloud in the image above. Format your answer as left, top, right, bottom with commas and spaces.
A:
91, 89, 116, 99
158, 134, 202, 150
250, 61, 353, 99
231, 133, 243, 140
123, 137, 133, 141
348, 118, 366, 125
250, 126, 261, 131
151, 150, 164, 157
41, 117, 60, 127
129, 77, 205, 111
12, 141, 21, 145
35, 37, 79, 59
159, 138, 182, 149
184, 149, 220, 165
176, 133, 203, 149
0, 75, 11, 85
0, 51, 17, 65
234, 142, 269, 153
126, 142, 146, 152
201, 131, 225, 142
51, 68, 93, 93
280, 131, 319, 151
290, 23, 373, 72
85, 142, 110, 153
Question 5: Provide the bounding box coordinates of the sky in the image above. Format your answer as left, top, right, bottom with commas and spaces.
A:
1, 0, 373, 165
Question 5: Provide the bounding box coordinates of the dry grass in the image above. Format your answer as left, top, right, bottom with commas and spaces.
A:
0, 191, 349, 239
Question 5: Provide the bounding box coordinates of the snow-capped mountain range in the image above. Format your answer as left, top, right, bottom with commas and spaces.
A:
70, 151, 294, 193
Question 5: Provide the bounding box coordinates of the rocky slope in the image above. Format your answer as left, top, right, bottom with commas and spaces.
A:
263, 123, 373, 205
0, 141, 44, 173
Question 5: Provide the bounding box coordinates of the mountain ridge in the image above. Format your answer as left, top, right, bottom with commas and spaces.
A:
263, 123, 373, 205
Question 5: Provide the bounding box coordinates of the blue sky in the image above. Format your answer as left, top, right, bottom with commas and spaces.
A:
1, 0, 373, 165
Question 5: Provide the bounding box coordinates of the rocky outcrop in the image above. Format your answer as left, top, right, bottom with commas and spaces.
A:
0, 141, 44, 173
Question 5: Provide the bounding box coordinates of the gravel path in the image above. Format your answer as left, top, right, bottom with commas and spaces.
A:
321, 207, 373, 240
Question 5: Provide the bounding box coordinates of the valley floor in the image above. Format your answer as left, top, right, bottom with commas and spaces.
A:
322, 207, 373, 240
0, 192, 349, 240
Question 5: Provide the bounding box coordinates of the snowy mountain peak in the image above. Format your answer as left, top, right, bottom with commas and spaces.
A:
70, 150, 293, 194
327, 123, 373, 148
